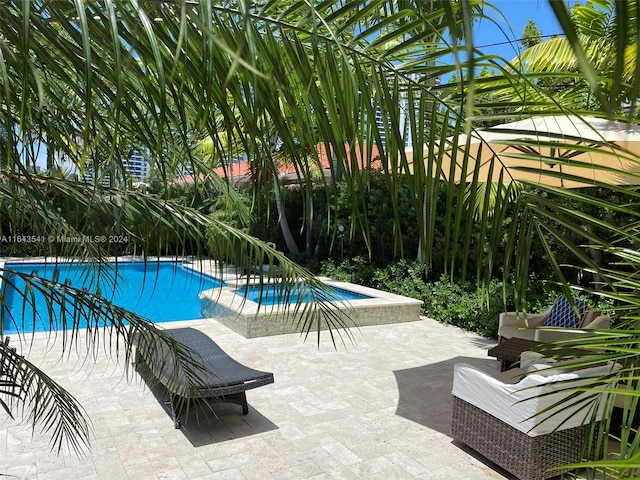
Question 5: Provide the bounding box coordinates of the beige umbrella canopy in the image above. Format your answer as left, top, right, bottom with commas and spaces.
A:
437, 115, 640, 188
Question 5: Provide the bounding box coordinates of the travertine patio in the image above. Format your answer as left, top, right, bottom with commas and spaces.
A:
1, 317, 510, 479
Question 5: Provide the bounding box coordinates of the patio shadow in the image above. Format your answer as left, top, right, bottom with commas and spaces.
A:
393, 355, 495, 435
395, 355, 579, 479
139, 369, 278, 447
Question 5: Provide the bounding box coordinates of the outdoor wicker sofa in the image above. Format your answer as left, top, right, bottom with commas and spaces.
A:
451, 361, 620, 480
135, 327, 274, 428
498, 298, 610, 344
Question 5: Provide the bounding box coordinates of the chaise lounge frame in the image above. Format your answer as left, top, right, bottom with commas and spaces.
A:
135, 327, 274, 428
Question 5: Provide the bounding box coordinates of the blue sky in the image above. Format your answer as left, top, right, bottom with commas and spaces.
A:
473, 0, 565, 61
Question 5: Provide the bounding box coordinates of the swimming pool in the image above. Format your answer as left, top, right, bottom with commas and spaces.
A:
1, 261, 224, 334
235, 284, 372, 306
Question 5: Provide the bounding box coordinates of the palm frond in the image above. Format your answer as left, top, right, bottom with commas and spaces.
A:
0, 336, 91, 454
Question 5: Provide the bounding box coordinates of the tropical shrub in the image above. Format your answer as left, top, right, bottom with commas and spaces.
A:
321, 258, 511, 337
320, 259, 618, 339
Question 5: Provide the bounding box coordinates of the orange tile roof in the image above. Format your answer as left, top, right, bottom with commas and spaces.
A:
173, 142, 383, 185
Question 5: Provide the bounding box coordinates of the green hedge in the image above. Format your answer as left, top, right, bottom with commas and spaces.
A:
319, 258, 607, 339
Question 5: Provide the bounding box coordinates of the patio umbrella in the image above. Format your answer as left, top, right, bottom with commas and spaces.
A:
437, 115, 640, 188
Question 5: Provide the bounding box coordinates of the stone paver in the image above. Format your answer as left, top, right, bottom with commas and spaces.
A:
1, 317, 509, 479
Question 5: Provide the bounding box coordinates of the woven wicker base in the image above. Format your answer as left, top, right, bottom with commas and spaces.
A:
452, 396, 596, 480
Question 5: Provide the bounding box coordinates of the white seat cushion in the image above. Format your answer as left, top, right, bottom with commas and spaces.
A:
452, 362, 619, 436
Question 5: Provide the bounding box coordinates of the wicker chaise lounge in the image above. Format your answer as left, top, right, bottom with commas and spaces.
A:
135, 327, 274, 428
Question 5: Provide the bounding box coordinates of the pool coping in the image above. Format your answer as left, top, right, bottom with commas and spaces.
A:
198, 272, 423, 338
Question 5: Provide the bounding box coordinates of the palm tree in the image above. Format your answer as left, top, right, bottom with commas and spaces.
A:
194, 112, 311, 257
510, 0, 638, 116
3, 1, 640, 476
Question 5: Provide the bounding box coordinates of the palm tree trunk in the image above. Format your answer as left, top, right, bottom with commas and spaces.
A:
46, 143, 55, 170
584, 223, 604, 289
304, 188, 313, 256
273, 177, 300, 255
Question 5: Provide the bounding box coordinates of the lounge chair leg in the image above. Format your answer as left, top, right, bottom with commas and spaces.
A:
220, 392, 250, 415
237, 391, 249, 415
133, 351, 142, 372
165, 396, 181, 429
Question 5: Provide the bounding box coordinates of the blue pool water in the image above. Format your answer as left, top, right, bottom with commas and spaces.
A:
236, 284, 371, 306
2, 262, 224, 334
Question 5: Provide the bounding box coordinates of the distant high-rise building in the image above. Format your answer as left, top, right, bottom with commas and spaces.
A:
123, 150, 150, 180
373, 72, 424, 148
80, 150, 150, 185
